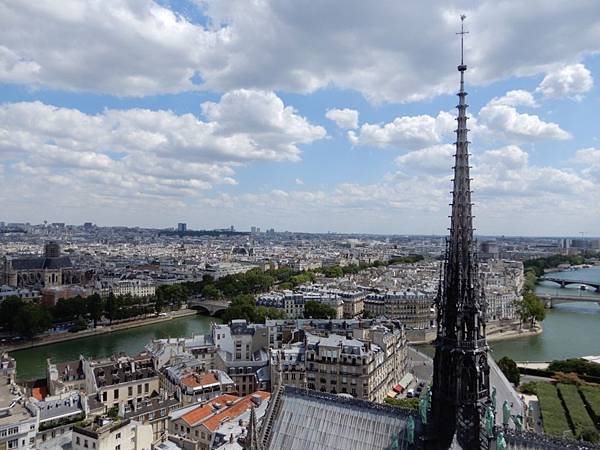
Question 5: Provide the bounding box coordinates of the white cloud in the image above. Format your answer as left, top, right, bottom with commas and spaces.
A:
478, 102, 570, 142
536, 64, 594, 99
0, 0, 225, 96
325, 108, 359, 129
572, 147, 600, 166
487, 90, 537, 107
295, 178, 304, 185
394, 144, 455, 173
349, 111, 454, 150
0, 92, 325, 202
478, 145, 529, 169
2, 1, 600, 101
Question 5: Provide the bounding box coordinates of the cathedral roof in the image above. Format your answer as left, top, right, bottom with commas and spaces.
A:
9, 255, 73, 271
265, 386, 419, 450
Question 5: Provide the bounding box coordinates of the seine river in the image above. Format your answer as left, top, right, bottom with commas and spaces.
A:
490, 266, 600, 362
10, 267, 600, 380
12, 314, 219, 381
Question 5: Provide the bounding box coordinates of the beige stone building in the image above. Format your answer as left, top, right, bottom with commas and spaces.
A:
72, 418, 153, 450
271, 324, 407, 403
83, 354, 160, 412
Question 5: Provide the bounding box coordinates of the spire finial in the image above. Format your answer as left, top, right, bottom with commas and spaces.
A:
457, 14, 469, 68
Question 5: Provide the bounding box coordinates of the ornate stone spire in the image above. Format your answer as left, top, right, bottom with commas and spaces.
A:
245, 406, 264, 450
430, 15, 491, 450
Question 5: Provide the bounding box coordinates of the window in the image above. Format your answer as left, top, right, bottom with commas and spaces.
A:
144, 383, 149, 394
115, 433, 121, 439
84, 439, 89, 448
137, 384, 142, 394
103, 392, 107, 401
114, 389, 119, 400
115, 445, 121, 450
8, 439, 18, 449
8, 427, 18, 435
128, 386, 133, 397
76, 437, 81, 445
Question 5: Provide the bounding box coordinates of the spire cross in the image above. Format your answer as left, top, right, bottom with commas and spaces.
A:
456, 14, 469, 66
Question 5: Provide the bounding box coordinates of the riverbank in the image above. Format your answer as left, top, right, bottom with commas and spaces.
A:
0, 308, 198, 352
407, 321, 542, 345
487, 324, 542, 342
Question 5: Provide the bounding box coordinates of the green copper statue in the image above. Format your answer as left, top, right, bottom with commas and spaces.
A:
496, 431, 507, 450
485, 405, 494, 435
407, 416, 415, 444
419, 387, 431, 424
502, 400, 511, 427
389, 435, 399, 450
512, 414, 523, 432
491, 386, 497, 412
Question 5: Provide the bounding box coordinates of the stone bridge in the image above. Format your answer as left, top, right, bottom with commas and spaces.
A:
187, 298, 231, 316
538, 293, 600, 308
540, 276, 600, 292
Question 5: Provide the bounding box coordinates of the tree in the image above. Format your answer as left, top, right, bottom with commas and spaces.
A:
15, 303, 52, 338
255, 306, 286, 322
304, 300, 337, 319
105, 292, 118, 324
321, 266, 343, 278
87, 294, 104, 327
517, 292, 546, 328
0, 296, 25, 331
220, 295, 259, 323
497, 356, 520, 385
154, 295, 164, 316
201, 284, 223, 300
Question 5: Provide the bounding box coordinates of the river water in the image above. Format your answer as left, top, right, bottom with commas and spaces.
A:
12, 314, 218, 381
11, 267, 600, 380
489, 266, 600, 362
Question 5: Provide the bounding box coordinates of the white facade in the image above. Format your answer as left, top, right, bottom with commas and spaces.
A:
110, 279, 156, 298
72, 419, 152, 450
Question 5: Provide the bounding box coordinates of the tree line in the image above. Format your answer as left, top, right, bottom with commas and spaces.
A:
0, 290, 180, 338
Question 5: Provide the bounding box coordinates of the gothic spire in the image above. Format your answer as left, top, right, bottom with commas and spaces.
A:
430, 15, 490, 450
245, 406, 264, 450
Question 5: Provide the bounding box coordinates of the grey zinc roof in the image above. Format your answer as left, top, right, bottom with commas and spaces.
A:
9, 256, 73, 270
267, 387, 419, 450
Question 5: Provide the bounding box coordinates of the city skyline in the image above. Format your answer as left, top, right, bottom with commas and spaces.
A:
1, 1, 599, 236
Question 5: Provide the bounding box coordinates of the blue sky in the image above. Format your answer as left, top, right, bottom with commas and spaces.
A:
0, 0, 599, 236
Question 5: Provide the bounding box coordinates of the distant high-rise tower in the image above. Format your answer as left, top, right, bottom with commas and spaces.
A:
430, 15, 490, 450
177, 223, 187, 233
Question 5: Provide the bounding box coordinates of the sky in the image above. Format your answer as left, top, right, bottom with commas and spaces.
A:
0, 0, 599, 236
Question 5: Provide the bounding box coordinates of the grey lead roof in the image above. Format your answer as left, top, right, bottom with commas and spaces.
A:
267, 387, 419, 450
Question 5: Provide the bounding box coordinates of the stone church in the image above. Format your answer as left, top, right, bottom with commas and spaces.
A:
1, 241, 81, 288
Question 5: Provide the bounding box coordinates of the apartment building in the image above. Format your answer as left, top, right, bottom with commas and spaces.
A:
72, 418, 153, 450
213, 321, 270, 395
271, 324, 407, 403
83, 354, 159, 412
0, 354, 37, 450
161, 363, 235, 405
364, 291, 435, 329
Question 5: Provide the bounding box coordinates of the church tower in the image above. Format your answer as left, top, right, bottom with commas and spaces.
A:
430, 15, 491, 450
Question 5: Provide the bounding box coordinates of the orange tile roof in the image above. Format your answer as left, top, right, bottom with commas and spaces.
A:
32, 386, 48, 401
181, 372, 219, 388
181, 393, 240, 426
181, 404, 213, 427
203, 391, 271, 432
